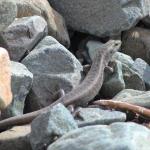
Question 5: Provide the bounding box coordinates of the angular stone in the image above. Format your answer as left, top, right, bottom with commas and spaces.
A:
112, 52, 134, 68
0, 125, 31, 150
22, 36, 82, 111
101, 60, 125, 98
1, 61, 33, 118
122, 64, 145, 90
47, 122, 150, 150
76, 107, 126, 127
0, 48, 12, 110
49, 0, 150, 37
0, 0, 17, 31
114, 89, 150, 108
122, 27, 150, 64
132, 58, 150, 90
0, 16, 48, 61
14, 0, 70, 47
30, 104, 78, 150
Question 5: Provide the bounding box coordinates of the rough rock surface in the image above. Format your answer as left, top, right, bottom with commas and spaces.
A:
0, 48, 12, 110
132, 58, 150, 90
14, 0, 70, 47
0, 0, 17, 31
1, 61, 33, 118
22, 36, 82, 111
0, 125, 31, 150
122, 64, 145, 90
142, 16, 150, 26
114, 89, 150, 108
76, 108, 126, 127
112, 52, 134, 68
30, 104, 78, 150
49, 0, 150, 37
101, 60, 125, 98
0, 16, 48, 61
122, 27, 150, 64
47, 122, 150, 150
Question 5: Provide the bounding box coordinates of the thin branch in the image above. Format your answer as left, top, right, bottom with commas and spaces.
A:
94, 100, 150, 119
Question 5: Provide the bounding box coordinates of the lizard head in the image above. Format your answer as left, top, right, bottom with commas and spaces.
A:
103, 40, 121, 61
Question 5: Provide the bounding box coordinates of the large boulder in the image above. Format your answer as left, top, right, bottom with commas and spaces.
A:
13, 0, 70, 47
0, 16, 48, 61
47, 122, 150, 150
0, 48, 12, 110
0, 0, 17, 32
22, 36, 82, 111
49, 0, 150, 37
1, 61, 33, 118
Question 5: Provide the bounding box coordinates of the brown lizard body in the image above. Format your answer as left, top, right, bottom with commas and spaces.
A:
0, 40, 121, 130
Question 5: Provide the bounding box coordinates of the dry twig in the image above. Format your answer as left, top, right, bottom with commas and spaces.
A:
94, 100, 150, 119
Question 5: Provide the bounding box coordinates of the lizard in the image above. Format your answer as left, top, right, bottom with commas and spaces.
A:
0, 40, 121, 130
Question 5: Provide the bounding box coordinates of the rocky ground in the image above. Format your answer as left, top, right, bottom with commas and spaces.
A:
0, 0, 150, 150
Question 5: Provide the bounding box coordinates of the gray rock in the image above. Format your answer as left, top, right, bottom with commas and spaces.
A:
47, 122, 150, 150
122, 27, 150, 64
1, 61, 33, 118
0, 125, 31, 150
76, 107, 126, 127
30, 103, 78, 150
142, 16, 150, 26
86, 40, 103, 61
49, 0, 150, 37
0, 16, 48, 61
22, 36, 82, 111
101, 60, 125, 98
122, 63, 145, 90
0, 0, 17, 31
114, 89, 150, 108
112, 52, 134, 68
132, 58, 150, 89
14, 0, 70, 48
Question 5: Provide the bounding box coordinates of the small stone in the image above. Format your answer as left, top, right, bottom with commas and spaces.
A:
0, 0, 17, 31
76, 107, 126, 127
1, 61, 33, 118
0, 48, 12, 110
101, 60, 125, 98
132, 58, 150, 90
14, 0, 70, 47
114, 89, 150, 108
22, 36, 82, 111
0, 16, 48, 61
86, 40, 103, 61
47, 122, 150, 150
122, 27, 150, 64
112, 52, 134, 68
30, 103, 78, 150
122, 63, 145, 90
0, 125, 31, 150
